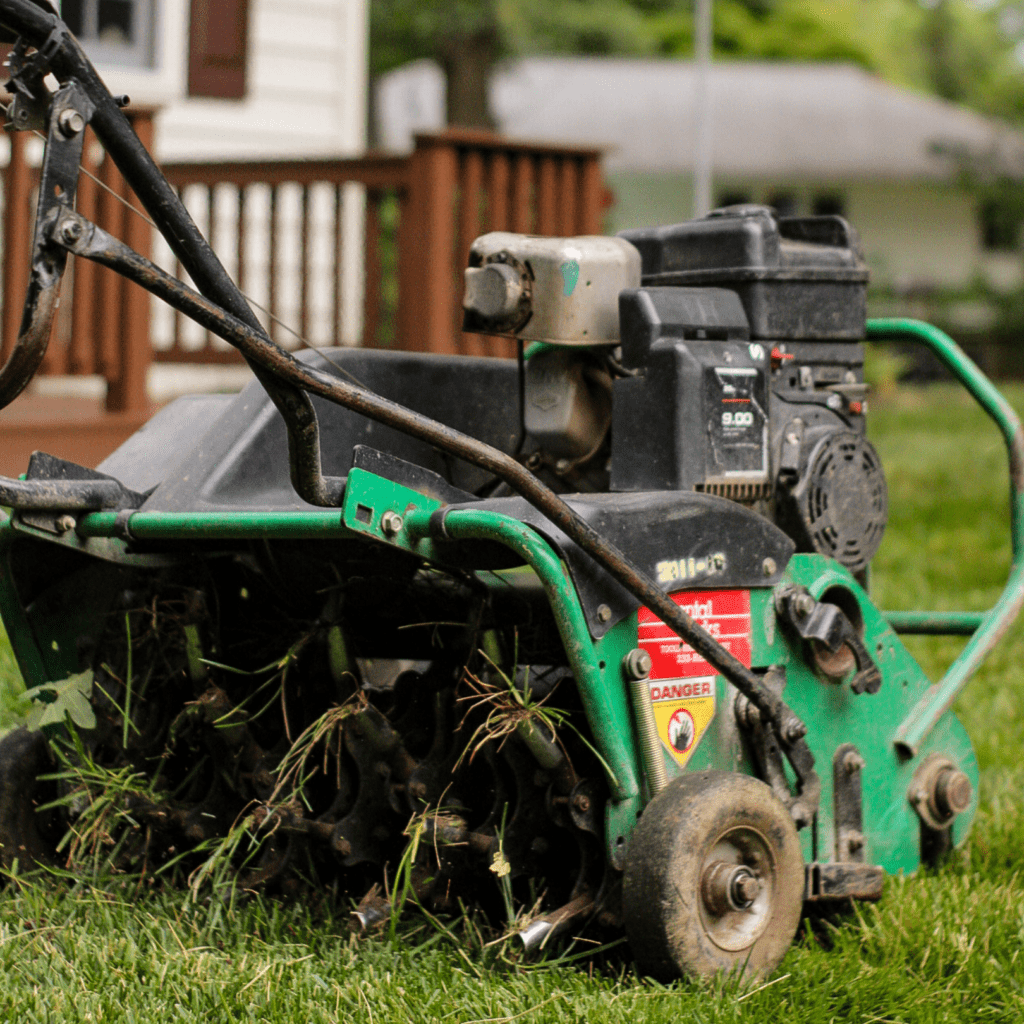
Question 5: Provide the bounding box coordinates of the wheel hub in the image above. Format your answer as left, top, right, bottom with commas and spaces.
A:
698, 826, 776, 952
701, 861, 762, 914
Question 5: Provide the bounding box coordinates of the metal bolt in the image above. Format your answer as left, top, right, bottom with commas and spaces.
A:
380, 510, 403, 536
55, 514, 76, 534
785, 719, 808, 742
847, 830, 864, 852
794, 592, 815, 617
572, 792, 592, 814
60, 220, 83, 245
911, 787, 928, 806
555, 458, 572, 474
58, 107, 85, 137
732, 870, 762, 907
407, 779, 427, 800
597, 603, 612, 623
622, 648, 652, 681
713, 553, 725, 569
702, 862, 761, 915
843, 751, 866, 775
790, 801, 811, 829
762, 557, 777, 577
826, 393, 842, 410
935, 768, 972, 817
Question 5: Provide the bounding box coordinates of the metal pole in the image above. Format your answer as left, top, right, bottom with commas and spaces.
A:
693, 0, 713, 218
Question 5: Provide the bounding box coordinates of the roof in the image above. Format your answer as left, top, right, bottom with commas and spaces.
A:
377, 57, 1024, 181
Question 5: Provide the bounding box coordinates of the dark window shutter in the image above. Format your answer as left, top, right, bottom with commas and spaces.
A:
188, 0, 250, 99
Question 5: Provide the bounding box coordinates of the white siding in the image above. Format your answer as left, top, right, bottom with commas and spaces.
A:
86, 0, 369, 160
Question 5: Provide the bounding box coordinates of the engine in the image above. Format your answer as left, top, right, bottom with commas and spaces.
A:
462, 204, 887, 576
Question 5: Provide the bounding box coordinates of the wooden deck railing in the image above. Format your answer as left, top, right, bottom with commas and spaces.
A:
1, 125, 607, 413
1, 107, 157, 413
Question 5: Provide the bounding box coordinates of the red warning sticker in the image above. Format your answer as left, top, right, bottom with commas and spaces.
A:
638, 589, 752, 680
637, 590, 752, 768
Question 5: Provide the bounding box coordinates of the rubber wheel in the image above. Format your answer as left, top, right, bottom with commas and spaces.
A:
623, 770, 804, 981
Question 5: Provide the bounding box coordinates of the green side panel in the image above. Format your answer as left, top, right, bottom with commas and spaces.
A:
614, 553, 977, 875
762, 555, 978, 875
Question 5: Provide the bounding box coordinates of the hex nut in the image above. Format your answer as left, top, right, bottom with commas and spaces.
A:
794, 592, 815, 617
622, 648, 652, 680
58, 108, 85, 137
597, 603, 613, 623
380, 510, 403, 536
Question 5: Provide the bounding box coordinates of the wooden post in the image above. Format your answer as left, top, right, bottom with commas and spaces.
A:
578, 155, 604, 234
363, 189, 382, 348
404, 134, 458, 353
458, 149, 484, 356
2, 128, 31, 362
105, 107, 156, 414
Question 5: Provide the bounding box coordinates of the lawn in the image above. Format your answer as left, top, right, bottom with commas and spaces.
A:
0, 382, 1023, 1022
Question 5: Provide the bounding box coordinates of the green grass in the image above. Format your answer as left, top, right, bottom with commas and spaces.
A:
2, 383, 1024, 1022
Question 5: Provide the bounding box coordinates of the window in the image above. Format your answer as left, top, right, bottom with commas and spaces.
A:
716, 191, 751, 210
766, 191, 798, 217
188, 0, 249, 99
813, 194, 847, 218
979, 197, 1021, 252
61, 0, 155, 68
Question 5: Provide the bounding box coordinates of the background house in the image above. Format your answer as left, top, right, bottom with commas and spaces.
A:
379, 57, 1024, 307
62, 0, 368, 160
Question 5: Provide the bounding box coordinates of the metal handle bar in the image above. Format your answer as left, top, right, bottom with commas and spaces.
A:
867, 318, 1024, 755
0, 0, 343, 506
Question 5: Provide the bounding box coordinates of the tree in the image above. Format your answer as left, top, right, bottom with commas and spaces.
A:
370, 0, 1024, 133
369, 0, 683, 129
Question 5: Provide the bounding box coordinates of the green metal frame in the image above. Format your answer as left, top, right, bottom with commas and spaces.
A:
867, 318, 1024, 754
4, 318, 1011, 864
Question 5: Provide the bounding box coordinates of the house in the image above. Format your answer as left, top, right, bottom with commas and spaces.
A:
40, 0, 371, 396
378, 57, 1024, 298
60, 0, 368, 160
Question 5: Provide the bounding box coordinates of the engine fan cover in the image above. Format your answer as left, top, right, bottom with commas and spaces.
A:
794, 431, 887, 572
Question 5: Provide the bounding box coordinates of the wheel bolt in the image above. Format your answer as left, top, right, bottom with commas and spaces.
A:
702, 862, 761, 915
731, 870, 762, 907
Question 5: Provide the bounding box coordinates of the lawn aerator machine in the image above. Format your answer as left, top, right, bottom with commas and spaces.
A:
0, 0, 1018, 983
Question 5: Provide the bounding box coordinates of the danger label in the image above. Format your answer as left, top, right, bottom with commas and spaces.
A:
638, 590, 751, 769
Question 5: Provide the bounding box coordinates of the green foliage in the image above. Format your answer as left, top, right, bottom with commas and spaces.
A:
372, 0, 1024, 136
0, 670, 95, 739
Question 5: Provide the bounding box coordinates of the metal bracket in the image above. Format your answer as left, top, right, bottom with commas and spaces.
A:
5, 25, 67, 131
735, 666, 820, 830
804, 862, 884, 902
776, 584, 882, 695
0, 79, 94, 410
832, 743, 865, 862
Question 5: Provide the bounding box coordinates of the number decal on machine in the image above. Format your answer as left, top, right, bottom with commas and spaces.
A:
638, 590, 752, 769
